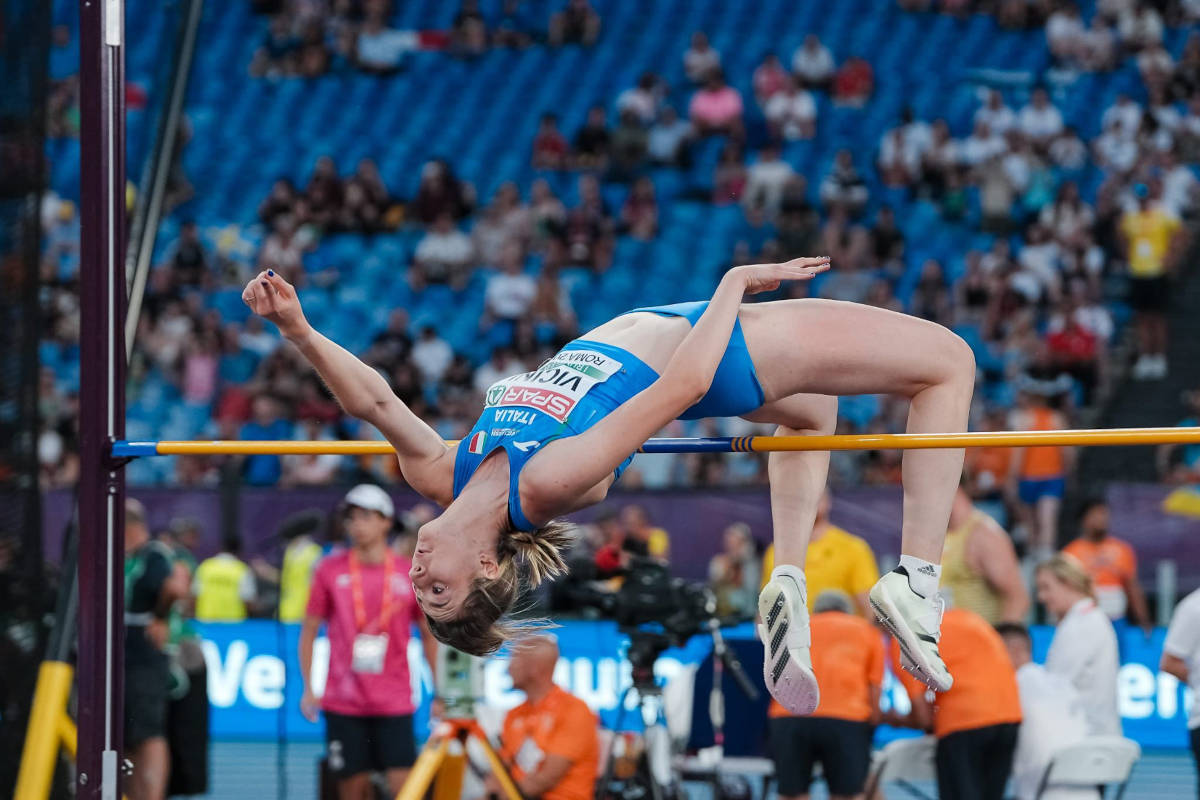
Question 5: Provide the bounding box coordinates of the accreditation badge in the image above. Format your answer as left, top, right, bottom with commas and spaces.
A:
351, 633, 389, 674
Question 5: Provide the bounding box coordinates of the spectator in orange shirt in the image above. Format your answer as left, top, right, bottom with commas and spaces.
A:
886, 606, 1022, 800
964, 407, 1014, 526
1062, 499, 1151, 629
494, 636, 598, 800
767, 590, 883, 800
1008, 388, 1074, 559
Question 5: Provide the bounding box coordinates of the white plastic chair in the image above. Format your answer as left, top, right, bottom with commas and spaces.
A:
863, 735, 938, 800
1035, 736, 1141, 800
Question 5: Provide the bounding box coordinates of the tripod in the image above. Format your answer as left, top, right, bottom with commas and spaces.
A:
395, 718, 522, 800
597, 633, 678, 800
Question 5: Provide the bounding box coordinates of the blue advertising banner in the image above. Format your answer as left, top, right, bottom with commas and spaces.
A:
196, 619, 1193, 750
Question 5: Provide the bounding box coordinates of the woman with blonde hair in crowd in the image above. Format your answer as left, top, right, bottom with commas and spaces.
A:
1035, 553, 1121, 736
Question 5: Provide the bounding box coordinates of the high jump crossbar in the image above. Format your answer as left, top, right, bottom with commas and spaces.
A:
110, 426, 1200, 457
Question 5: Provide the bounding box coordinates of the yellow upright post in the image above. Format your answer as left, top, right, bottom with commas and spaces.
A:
14, 661, 76, 800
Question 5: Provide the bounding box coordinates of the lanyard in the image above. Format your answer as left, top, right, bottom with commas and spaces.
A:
348, 550, 395, 633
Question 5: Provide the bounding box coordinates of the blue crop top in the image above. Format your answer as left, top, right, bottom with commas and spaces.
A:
452, 340, 660, 531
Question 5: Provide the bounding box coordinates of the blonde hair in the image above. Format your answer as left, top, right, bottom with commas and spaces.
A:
424, 520, 573, 656
1036, 553, 1095, 598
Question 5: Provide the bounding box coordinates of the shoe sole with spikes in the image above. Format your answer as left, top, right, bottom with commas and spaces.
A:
757, 573, 819, 715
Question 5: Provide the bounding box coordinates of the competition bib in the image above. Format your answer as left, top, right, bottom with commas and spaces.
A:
484, 349, 623, 423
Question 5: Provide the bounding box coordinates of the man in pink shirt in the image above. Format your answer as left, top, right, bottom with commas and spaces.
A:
299, 484, 439, 799
688, 68, 745, 139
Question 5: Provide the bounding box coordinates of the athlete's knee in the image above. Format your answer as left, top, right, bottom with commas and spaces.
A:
936, 330, 976, 390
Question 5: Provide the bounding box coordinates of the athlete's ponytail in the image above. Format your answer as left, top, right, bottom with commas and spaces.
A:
424, 520, 574, 656
503, 521, 572, 585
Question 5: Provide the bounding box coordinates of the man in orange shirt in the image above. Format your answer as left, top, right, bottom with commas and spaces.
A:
494, 636, 598, 800
767, 590, 883, 800
886, 606, 1022, 800
1008, 388, 1073, 559
1063, 499, 1151, 629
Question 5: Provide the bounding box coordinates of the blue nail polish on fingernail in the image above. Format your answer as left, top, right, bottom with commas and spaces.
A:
267, 270, 275, 277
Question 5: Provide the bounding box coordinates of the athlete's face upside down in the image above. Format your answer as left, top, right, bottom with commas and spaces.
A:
408, 514, 501, 623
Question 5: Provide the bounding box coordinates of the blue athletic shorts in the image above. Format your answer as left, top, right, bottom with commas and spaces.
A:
625, 301, 766, 420
1018, 477, 1065, 505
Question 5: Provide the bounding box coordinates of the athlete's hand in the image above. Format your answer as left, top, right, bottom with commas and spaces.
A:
729, 256, 830, 295
242, 269, 311, 341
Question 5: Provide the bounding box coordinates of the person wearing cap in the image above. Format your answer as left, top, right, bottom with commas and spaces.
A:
299, 484, 439, 798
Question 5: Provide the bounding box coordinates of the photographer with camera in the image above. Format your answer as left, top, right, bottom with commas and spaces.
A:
299, 484, 439, 800
490, 636, 599, 800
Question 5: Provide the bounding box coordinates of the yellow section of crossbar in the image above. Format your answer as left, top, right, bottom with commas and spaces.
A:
135, 427, 1200, 455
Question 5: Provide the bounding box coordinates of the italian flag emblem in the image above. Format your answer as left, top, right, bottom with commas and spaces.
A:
468, 432, 487, 454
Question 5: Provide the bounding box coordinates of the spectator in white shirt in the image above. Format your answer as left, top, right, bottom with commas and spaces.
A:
1160, 149, 1198, 218
647, 106, 693, 167
484, 242, 537, 323
1019, 88, 1065, 148
743, 143, 796, 216
1050, 127, 1088, 171
1102, 93, 1143, 141
975, 89, 1017, 136
1161, 586, 1200, 789
1080, 15, 1117, 71
1046, 5, 1086, 64
1137, 43, 1174, 88
1040, 181, 1094, 247
472, 346, 526, 394
791, 34, 835, 91
1093, 117, 1140, 174
617, 72, 662, 126
960, 119, 1008, 167
282, 417, 343, 486
879, 108, 931, 187
764, 76, 816, 141
818, 149, 868, 216
1018, 223, 1063, 298
683, 31, 721, 84
997, 623, 1097, 800
411, 325, 453, 384
1036, 554, 1122, 737
1118, 3, 1163, 51
413, 212, 475, 289
354, 3, 408, 74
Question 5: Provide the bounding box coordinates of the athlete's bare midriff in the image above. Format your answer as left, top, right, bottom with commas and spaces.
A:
579, 311, 696, 373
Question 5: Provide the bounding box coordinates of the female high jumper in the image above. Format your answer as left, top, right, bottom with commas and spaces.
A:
242, 256, 974, 714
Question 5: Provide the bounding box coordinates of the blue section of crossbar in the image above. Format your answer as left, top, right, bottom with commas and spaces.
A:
111, 441, 160, 457
636, 437, 743, 453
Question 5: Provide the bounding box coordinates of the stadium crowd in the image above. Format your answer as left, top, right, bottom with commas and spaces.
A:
33, 2, 1199, 578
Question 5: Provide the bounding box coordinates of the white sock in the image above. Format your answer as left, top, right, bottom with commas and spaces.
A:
897, 555, 941, 598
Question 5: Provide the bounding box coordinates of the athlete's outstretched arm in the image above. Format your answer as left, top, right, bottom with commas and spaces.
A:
525, 258, 828, 513
243, 271, 453, 503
